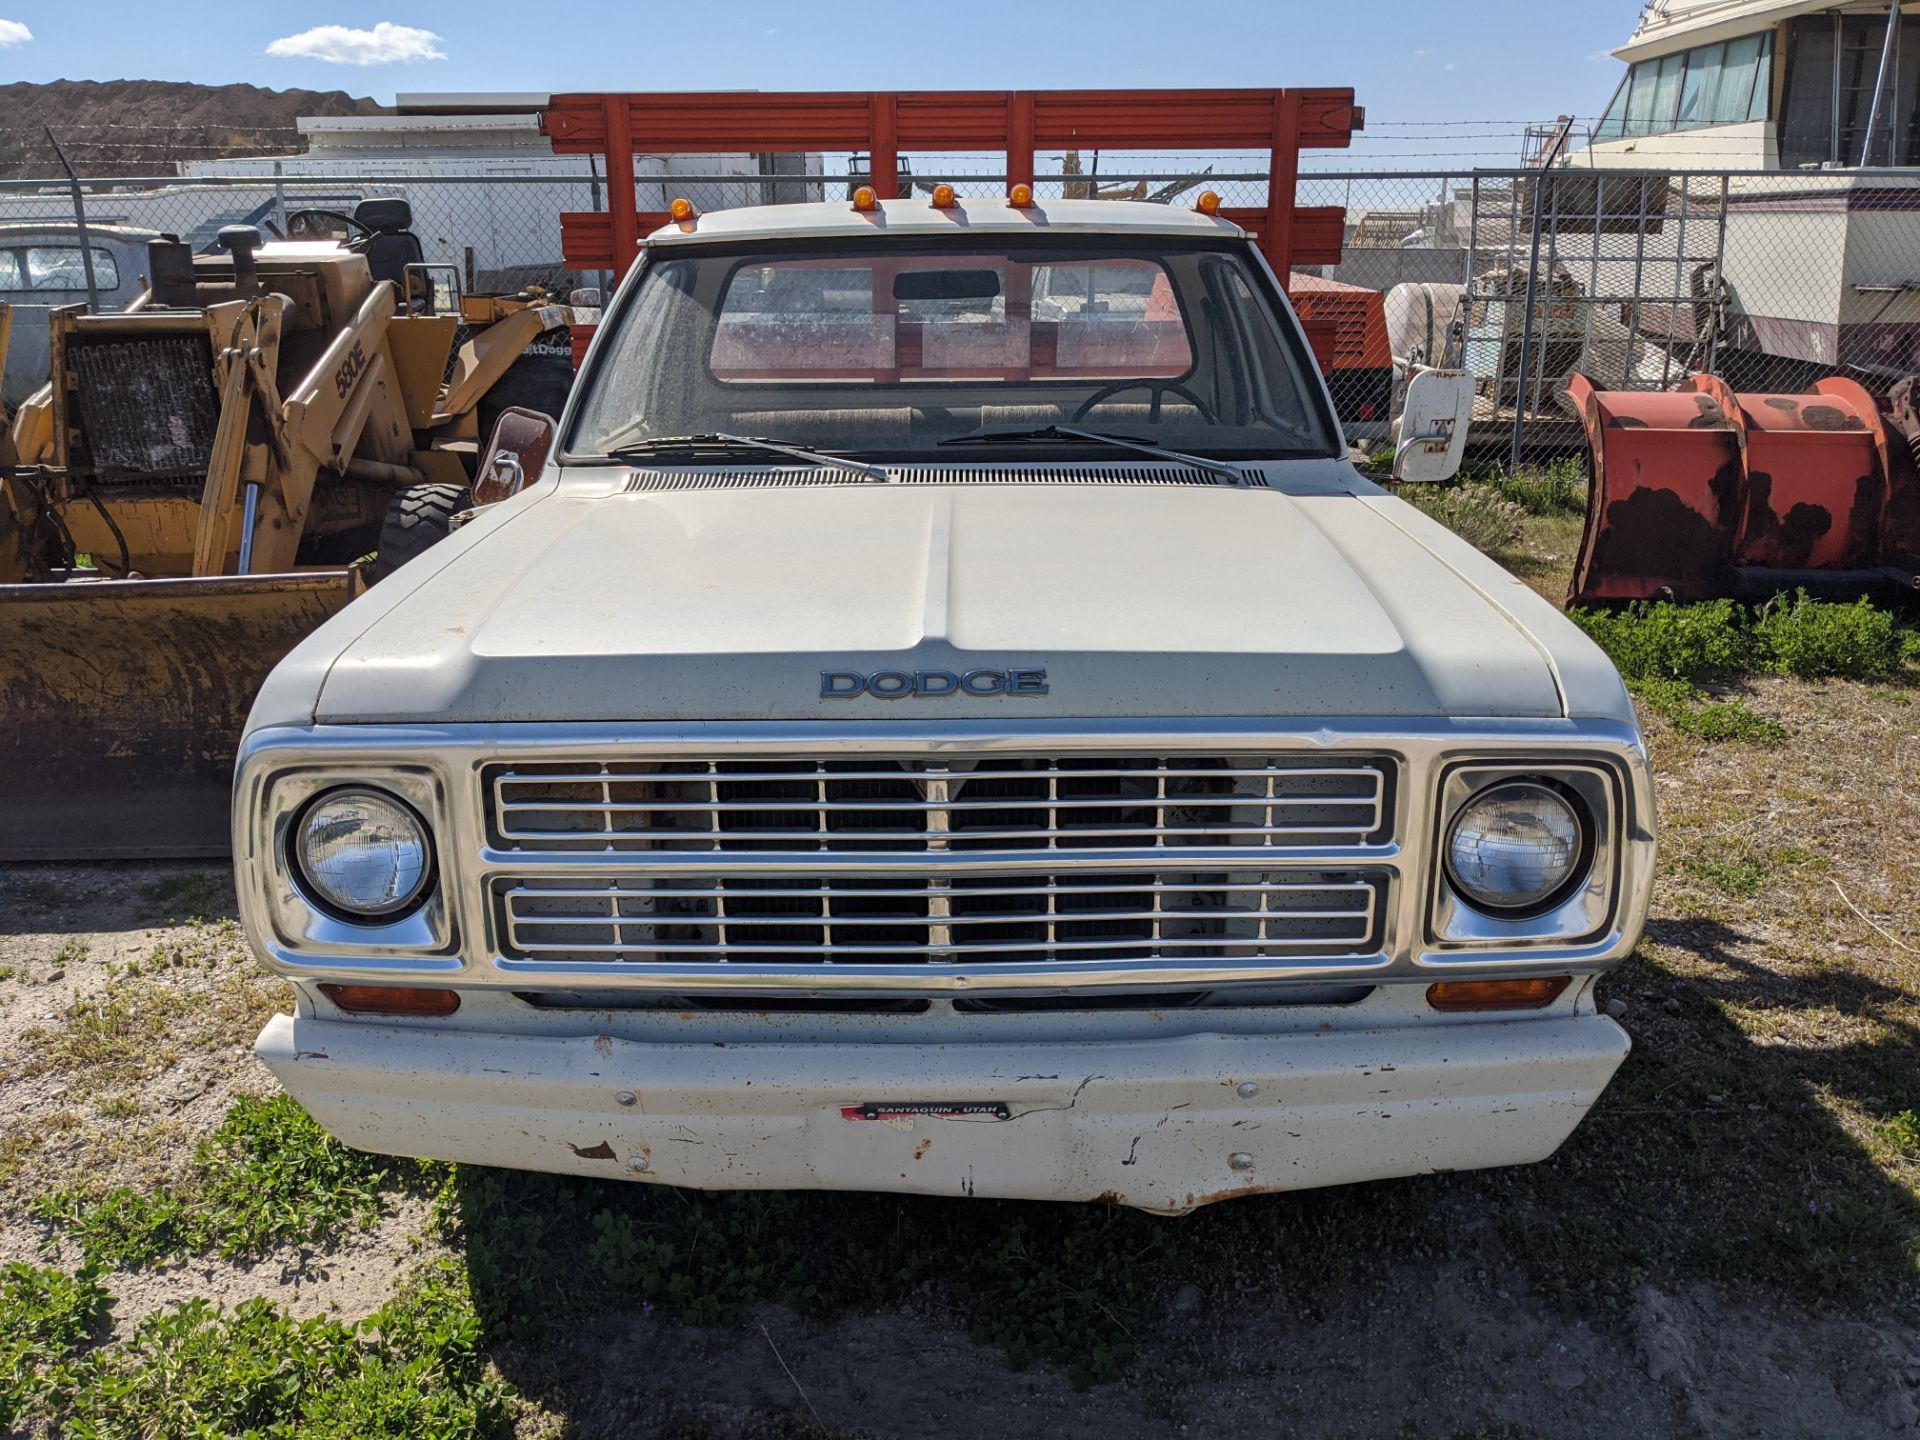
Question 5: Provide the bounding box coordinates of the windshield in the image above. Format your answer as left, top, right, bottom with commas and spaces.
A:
565, 237, 1338, 461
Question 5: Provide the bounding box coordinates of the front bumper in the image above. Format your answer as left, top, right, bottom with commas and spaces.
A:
257, 1010, 1629, 1213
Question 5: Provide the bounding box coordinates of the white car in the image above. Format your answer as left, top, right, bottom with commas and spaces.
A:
0, 223, 159, 409
233, 195, 1654, 1214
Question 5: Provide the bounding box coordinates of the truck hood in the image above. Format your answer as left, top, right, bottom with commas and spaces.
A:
303, 476, 1573, 724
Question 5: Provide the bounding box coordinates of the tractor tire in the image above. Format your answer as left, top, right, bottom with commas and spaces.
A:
371, 483, 470, 582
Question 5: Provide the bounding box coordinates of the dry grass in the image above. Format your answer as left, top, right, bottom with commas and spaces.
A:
1487, 509, 1588, 604
12, 924, 281, 1091
0, 909, 287, 1206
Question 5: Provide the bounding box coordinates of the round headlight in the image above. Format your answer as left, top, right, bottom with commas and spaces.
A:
293, 787, 432, 920
1445, 781, 1588, 914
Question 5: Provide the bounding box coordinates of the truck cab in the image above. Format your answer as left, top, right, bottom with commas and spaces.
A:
234, 195, 1653, 1213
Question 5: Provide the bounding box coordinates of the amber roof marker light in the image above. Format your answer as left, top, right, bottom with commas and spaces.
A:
930, 183, 957, 209
852, 185, 879, 213
668, 196, 697, 225
1008, 182, 1034, 208
1195, 190, 1223, 216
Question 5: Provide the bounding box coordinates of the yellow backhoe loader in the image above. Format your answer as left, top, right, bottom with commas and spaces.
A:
0, 219, 575, 860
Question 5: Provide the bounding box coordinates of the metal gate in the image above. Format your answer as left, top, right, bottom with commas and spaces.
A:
1461, 169, 1730, 463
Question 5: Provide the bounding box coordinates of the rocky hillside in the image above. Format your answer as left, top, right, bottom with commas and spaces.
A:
0, 80, 384, 179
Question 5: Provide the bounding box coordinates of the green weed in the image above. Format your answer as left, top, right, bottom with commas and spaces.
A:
1627, 678, 1785, 744
1684, 855, 1769, 897
0, 1262, 110, 1429
1575, 593, 1917, 689
1488, 459, 1586, 516
35, 1094, 399, 1266
1754, 592, 1908, 681
1573, 600, 1754, 685
1878, 1111, 1920, 1158
55, 1260, 506, 1438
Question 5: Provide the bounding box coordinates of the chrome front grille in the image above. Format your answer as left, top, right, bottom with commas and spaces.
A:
495, 871, 1384, 965
485, 754, 1392, 855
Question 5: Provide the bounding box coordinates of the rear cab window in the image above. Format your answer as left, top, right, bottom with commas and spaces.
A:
0, 245, 122, 296
567, 234, 1338, 462
709, 256, 1193, 382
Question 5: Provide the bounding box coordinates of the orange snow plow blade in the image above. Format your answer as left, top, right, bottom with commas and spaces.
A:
1568, 373, 1920, 607
0, 570, 359, 862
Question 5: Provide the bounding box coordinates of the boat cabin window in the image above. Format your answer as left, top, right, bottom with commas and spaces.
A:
1595, 31, 1773, 141
1779, 12, 1920, 167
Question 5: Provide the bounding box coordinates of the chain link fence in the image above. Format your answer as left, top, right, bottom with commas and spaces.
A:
4, 160, 1917, 470
1303, 166, 1920, 469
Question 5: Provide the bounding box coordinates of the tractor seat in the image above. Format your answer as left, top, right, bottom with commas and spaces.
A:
352, 198, 425, 290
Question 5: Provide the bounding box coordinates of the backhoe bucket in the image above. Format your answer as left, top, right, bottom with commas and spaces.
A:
1568, 372, 1920, 607
0, 570, 359, 861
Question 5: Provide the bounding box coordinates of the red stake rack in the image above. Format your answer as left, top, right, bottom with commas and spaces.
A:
540, 88, 1362, 281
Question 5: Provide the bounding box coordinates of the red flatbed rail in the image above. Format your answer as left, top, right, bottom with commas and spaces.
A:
540, 87, 1362, 279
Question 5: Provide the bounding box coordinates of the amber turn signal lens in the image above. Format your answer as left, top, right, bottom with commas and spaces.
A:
1426, 976, 1572, 1013
930, 183, 957, 208
1008, 182, 1034, 208
852, 185, 879, 212
320, 983, 461, 1017
1195, 190, 1223, 215
668, 196, 696, 223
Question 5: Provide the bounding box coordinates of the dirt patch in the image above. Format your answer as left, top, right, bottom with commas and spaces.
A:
524, 1269, 1920, 1440
1635, 1284, 1920, 1438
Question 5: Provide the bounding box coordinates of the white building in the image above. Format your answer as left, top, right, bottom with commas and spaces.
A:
0, 93, 822, 292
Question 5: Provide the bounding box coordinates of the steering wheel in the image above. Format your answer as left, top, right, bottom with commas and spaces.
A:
1071, 379, 1217, 425
286, 208, 374, 243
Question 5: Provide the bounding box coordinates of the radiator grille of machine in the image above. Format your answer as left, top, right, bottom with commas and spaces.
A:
71, 336, 219, 480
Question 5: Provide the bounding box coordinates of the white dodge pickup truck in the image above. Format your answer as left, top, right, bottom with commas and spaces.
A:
235, 194, 1654, 1213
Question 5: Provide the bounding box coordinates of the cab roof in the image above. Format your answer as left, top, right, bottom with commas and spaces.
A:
644, 196, 1248, 247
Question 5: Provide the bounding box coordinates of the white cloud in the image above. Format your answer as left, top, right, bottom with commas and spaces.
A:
265, 21, 446, 65
0, 19, 32, 47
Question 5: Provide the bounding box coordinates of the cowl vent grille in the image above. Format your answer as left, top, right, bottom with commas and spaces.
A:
622, 463, 1263, 492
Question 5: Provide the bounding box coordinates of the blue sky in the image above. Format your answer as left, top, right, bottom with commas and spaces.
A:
0, 0, 1642, 163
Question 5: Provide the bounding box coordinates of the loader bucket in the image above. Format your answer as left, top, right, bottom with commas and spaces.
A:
1569, 372, 1920, 607
0, 570, 360, 861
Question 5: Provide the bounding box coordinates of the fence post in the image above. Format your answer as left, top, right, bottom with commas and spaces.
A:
1708, 174, 1731, 376
1464, 174, 1480, 291
589, 154, 610, 300
1509, 167, 1551, 470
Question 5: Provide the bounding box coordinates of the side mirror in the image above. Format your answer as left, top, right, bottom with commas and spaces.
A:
1392, 368, 1473, 483
473, 406, 558, 507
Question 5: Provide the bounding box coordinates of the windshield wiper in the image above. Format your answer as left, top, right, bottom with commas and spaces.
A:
937, 425, 1248, 486
602, 432, 891, 483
